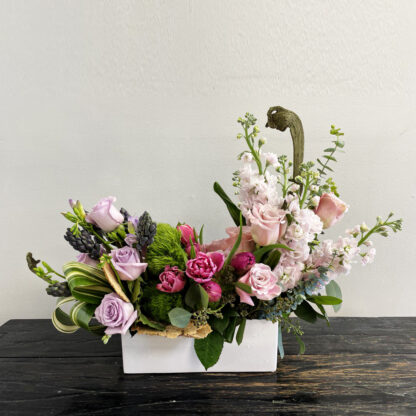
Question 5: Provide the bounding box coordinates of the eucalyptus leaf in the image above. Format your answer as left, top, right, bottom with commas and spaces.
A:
194, 331, 224, 370
168, 307, 192, 328
326, 280, 342, 312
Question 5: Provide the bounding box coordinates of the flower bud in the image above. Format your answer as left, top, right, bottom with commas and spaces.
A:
360, 222, 369, 232
311, 196, 320, 207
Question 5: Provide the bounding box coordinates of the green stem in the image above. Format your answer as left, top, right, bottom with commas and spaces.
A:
299, 174, 311, 208
244, 127, 263, 174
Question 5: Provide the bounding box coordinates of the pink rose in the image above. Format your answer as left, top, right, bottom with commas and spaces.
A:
110, 247, 147, 281
77, 253, 99, 267
314, 193, 348, 229
95, 293, 137, 335
177, 224, 197, 245
156, 266, 186, 293
248, 203, 286, 246
186, 252, 225, 283
202, 281, 222, 302
231, 252, 256, 272
202, 226, 255, 255
85, 196, 124, 232
236, 263, 281, 306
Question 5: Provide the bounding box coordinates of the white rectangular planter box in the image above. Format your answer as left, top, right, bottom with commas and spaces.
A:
122, 320, 278, 373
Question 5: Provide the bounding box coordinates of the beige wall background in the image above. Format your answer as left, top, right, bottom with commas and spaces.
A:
1, 0, 415, 324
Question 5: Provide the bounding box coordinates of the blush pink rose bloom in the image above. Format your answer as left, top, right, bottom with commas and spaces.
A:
156, 266, 186, 293
248, 203, 287, 246
314, 193, 348, 229
95, 293, 138, 335
186, 252, 225, 283
85, 196, 124, 232
202, 281, 222, 302
177, 224, 197, 245
110, 247, 147, 281
202, 226, 255, 255
236, 263, 281, 306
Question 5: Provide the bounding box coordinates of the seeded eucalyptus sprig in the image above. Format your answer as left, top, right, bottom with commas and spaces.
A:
358, 213, 403, 246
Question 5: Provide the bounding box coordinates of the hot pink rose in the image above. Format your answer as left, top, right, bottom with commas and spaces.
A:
236, 263, 281, 306
314, 193, 348, 229
156, 266, 186, 293
177, 224, 197, 245
110, 247, 147, 281
85, 196, 124, 232
186, 251, 225, 283
231, 252, 256, 272
95, 293, 138, 335
248, 203, 286, 246
202, 281, 222, 302
202, 226, 255, 255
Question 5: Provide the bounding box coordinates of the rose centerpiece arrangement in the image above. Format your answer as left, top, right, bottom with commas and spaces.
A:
27, 106, 402, 371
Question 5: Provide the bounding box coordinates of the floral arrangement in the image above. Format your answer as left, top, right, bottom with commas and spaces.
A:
27, 107, 402, 370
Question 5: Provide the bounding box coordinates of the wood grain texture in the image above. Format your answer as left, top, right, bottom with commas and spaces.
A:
0, 318, 415, 415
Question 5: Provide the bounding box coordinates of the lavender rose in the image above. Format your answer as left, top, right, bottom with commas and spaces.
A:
156, 266, 186, 293
110, 247, 147, 281
186, 252, 224, 283
85, 196, 124, 232
77, 253, 99, 267
95, 293, 138, 335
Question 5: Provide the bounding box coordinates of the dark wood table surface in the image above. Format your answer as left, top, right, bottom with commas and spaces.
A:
0, 318, 415, 415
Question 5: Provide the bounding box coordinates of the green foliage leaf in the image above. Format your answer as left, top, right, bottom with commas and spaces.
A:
253, 243, 292, 263
264, 249, 281, 269
236, 318, 246, 345
308, 295, 342, 305
324, 155, 337, 162
324, 147, 336, 152
294, 301, 317, 323
194, 331, 224, 370
63, 262, 112, 304
210, 314, 230, 335
213, 182, 246, 227
235, 281, 252, 294
139, 313, 166, 331
185, 284, 209, 311
223, 317, 238, 343
278, 325, 284, 359
326, 280, 342, 312
168, 307, 192, 328
222, 214, 243, 270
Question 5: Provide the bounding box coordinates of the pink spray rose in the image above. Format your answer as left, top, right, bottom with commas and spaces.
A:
177, 224, 197, 245
202, 281, 222, 302
236, 263, 281, 306
95, 293, 138, 335
314, 193, 348, 229
202, 226, 255, 255
248, 203, 286, 246
156, 266, 186, 293
110, 247, 147, 281
231, 252, 256, 272
186, 251, 225, 283
85, 196, 124, 232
